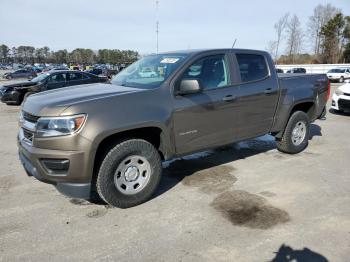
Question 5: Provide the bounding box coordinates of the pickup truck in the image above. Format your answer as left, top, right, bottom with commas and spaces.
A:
18, 49, 329, 208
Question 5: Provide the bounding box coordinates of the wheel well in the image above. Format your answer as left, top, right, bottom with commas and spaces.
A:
274, 102, 315, 139
92, 127, 164, 187
290, 102, 315, 119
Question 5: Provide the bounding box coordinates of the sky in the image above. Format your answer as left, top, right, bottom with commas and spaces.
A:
0, 0, 349, 55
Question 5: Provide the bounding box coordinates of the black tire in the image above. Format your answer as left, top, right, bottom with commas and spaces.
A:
339, 77, 344, 83
96, 139, 162, 208
276, 111, 310, 154
6, 75, 12, 80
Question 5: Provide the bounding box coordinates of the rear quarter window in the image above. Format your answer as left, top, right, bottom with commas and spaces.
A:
236, 54, 269, 83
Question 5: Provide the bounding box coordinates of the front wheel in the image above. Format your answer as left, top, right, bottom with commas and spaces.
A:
96, 139, 162, 208
276, 111, 310, 154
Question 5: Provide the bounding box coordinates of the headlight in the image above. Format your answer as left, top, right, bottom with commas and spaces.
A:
335, 89, 344, 96
36, 114, 86, 138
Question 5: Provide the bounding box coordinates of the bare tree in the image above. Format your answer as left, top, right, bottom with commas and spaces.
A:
266, 41, 277, 59
286, 15, 303, 63
308, 4, 339, 55
274, 13, 289, 61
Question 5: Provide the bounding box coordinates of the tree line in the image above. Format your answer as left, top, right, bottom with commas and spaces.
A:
0, 45, 139, 65
267, 3, 350, 64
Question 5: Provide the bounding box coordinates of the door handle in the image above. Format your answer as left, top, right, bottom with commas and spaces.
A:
264, 88, 274, 95
222, 95, 237, 102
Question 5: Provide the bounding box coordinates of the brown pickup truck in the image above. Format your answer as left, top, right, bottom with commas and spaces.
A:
18, 49, 329, 208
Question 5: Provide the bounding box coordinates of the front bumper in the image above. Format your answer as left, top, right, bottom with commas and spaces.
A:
0, 90, 21, 103
18, 132, 92, 199
331, 93, 350, 111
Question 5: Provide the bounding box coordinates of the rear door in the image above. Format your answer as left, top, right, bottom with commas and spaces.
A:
232, 52, 279, 140
67, 72, 86, 86
172, 52, 241, 154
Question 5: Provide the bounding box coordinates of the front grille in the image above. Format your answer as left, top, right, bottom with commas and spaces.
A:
23, 111, 39, 123
338, 99, 350, 110
23, 128, 34, 143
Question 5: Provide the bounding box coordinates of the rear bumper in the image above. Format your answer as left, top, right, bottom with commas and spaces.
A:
18, 135, 92, 199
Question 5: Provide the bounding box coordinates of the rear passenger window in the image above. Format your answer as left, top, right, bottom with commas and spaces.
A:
69, 73, 83, 81
236, 54, 269, 83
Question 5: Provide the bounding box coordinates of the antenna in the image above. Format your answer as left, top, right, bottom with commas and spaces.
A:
156, 0, 159, 53
232, 39, 237, 48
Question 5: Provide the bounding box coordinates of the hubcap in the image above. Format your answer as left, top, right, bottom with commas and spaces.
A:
291, 121, 307, 146
114, 155, 151, 195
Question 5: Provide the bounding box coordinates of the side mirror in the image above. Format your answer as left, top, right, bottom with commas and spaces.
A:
177, 79, 202, 95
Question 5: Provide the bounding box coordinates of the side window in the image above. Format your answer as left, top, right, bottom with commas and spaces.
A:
180, 55, 230, 90
68, 73, 83, 81
236, 54, 269, 83
82, 73, 89, 79
49, 73, 66, 83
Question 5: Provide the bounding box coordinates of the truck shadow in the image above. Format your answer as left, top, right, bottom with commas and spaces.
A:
309, 123, 322, 140
156, 124, 322, 199
156, 136, 276, 198
270, 244, 328, 262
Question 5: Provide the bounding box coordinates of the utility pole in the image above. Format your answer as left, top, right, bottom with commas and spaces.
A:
156, 0, 159, 53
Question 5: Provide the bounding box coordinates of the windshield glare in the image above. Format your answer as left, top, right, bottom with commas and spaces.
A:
111, 54, 188, 88
31, 73, 50, 82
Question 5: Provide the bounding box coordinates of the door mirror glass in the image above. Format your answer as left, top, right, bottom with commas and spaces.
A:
177, 79, 202, 95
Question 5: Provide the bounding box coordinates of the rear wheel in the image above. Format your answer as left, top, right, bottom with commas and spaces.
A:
276, 111, 310, 154
96, 139, 162, 208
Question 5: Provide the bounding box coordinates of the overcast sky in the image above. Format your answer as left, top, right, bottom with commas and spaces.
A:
0, 0, 349, 54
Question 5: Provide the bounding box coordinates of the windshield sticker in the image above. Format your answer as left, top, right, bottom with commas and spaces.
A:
160, 58, 180, 64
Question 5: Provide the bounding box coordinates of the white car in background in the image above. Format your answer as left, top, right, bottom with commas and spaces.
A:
327, 68, 350, 83
331, 80, 350, 113
139, 68, 157, 78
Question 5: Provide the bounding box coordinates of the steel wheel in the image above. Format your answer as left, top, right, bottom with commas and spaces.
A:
114, 155, 151, 195
291, 121, 306, 146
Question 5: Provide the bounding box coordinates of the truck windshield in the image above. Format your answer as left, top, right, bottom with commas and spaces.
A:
111, 53, 188, 88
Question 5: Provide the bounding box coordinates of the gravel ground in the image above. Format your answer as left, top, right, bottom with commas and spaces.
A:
0, 83, 349, 262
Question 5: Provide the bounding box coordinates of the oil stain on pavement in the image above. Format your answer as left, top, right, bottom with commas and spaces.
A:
164, 144, 289, 229
211, 190, 290, 229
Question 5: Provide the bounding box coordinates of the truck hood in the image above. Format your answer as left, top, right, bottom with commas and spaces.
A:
22, 83, 143, 116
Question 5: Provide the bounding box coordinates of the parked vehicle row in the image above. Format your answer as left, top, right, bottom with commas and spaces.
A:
275, 67, 307, 74
18, 48, 329, 208
0, 70, 108, 105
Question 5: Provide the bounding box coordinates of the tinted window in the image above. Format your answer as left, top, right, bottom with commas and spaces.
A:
82, 73, 89, 79
69, 73, 83, 81
236, 54, 269, 82
49, 73, 66, 83
180, 55, 230, 90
